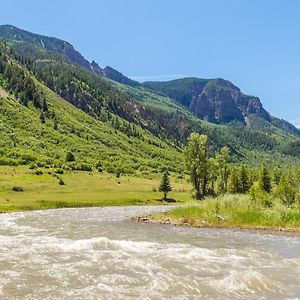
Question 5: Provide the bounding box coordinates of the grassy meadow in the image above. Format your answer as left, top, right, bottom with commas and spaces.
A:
0, 166, 192, 212
150, 194, 300, 232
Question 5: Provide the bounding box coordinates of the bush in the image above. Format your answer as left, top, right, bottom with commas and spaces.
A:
66, 152, 75, 162
34, 170, 43, 175
249, 184, 272, 207
55, 168, 64, 174
58, 178, 65, 185
29, 162, 37, 169
12, 186, 24, 192
67, 162, 92, 172
36, 161, 45, 167
275, 179, 296, 206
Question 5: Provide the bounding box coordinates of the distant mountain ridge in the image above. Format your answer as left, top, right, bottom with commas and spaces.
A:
142, 78, 271, 125
0, 24, 139, 86
0, 24, 297, 132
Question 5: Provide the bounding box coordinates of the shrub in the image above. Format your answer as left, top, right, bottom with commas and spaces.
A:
295, 193, 300, 208
12, 186, 24, 192
29, 162, 37, 169
249, 184, 272, 207
55, 168, 64, 174
95, 161, 102, 169
275, 179, 296, 206
66, 152, 75, 162
79, 164, 92, 172
36, 161, 45, 167
34, 170, 43, 175
58, 178, 65, 185
67, 162, 92, 172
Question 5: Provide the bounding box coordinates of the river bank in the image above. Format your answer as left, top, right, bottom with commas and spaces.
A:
138, 194, 300, 236
136, 214, 300, 236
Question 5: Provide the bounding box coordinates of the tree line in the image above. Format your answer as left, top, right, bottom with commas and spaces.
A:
0, 43, 44, 108
159, 133, 300, 207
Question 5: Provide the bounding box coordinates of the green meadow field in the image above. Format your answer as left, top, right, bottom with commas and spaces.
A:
0, 166, 192, 212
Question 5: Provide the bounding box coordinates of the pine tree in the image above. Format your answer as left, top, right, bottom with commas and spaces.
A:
39, 112, 45, 124
66, 152, 76, 162
53, 119, 58, 130
239, 165, 250, 193
159, 172, 172, 200
258, 164, 271, 193
42, 98, 48, 112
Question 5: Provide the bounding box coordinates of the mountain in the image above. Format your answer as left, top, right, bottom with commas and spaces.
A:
142, 78, 270, 124
0, 25, 137, 85
1, 24, 296, 132
0, 24, 93, 70
0, 42, 183, 174
0, 24, 300, 170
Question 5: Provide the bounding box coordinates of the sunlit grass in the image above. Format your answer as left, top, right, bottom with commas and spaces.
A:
151, 194, 300, 229
0, 166, 192, 212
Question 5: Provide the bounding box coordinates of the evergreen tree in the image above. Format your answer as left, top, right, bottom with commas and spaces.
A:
239, 165, 250, 193
66, 152, 76, 162
39, 112, 45, 124
53, 119, 58, 130
159, 172, 172, 200
42, 98, 48, 112
258, 164, 271, 193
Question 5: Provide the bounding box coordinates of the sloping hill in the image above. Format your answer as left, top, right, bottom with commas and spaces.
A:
1, 25, 300, 168
0, 45, 183, 174
113, 81, 300, 164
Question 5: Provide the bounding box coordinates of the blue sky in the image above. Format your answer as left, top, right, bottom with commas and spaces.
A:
1, 0, 300, 125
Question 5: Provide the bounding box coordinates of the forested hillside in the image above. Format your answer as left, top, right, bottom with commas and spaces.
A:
0, 43, 184, 174
0, 25, 300, 173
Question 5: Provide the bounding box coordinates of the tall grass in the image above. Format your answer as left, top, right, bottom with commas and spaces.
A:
157, 194, 300, 229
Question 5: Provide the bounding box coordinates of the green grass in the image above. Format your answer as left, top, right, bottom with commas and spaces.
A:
0, 166, 192, 212
150, 194, 300, 230
0, 78, 185, 174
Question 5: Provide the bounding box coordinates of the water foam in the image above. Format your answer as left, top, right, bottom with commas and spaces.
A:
0, 206, 299, 299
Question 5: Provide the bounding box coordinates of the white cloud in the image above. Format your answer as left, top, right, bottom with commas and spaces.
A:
130, 74, 186, 82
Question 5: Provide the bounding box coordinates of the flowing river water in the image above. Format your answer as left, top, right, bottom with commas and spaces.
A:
0, 205, 299, 299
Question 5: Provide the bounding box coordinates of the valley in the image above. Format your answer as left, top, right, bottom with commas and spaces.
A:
1, 2, 300, 298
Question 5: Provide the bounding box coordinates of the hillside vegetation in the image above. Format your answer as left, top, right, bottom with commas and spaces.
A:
0, 24, 300, 175
0, 45, 184, 174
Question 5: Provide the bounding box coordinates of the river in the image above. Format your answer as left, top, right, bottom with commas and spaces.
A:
0, 206, 299, 299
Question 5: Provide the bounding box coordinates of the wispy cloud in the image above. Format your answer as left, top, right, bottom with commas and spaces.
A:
290, 118, 300, 129
130, 74, 187, 82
